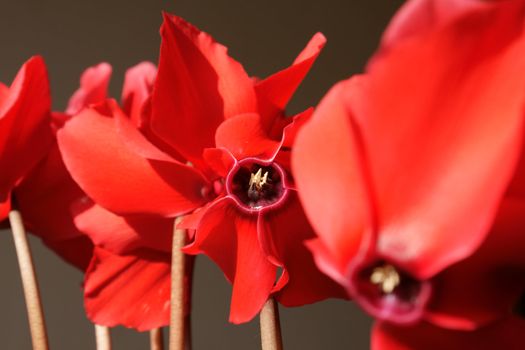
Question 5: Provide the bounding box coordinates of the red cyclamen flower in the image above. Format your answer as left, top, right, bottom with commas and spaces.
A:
0, 57, 53, 220
58, 13, 346, 323
292, 0, 525, 329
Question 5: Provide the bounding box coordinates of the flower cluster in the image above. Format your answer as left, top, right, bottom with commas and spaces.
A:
2, 0, 525, 349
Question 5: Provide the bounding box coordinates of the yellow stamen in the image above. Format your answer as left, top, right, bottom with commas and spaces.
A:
370, 264, 400, 294
249, 168, 269, 192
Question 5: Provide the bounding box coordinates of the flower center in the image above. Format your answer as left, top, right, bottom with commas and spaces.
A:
226, 158, 288, 212
351, 260, 432, 324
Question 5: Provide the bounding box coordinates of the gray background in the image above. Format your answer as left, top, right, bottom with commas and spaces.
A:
0, 0, 403, 348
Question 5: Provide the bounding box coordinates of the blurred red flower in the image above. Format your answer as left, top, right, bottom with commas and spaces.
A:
18, 62, 176, 330
0, 57, 53, 220
58, 13, 346, 323
292, 0, 525, 330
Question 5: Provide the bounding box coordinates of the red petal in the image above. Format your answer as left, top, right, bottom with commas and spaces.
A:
66, 63, 112, 115
356, 3, 525, 278
0, 196, 10, 221
425, 198, 525, 329
57, 106, 208, 217
15, 143, 84, 241
0, 56, 53, 199
202, 148, 236, 179
215, 113, 280, 160
259, 191, 347, 306
84, 247, 171, 331
73, 199, 173, 254
256, 33, 326, 110
184, 198, 276, 323
43, 236, 93, 271
121, 62, 157, 126
372, 318, 525, 350
149, 13, 257, 168
381, 0, 491, 51
292, 79, 373, 278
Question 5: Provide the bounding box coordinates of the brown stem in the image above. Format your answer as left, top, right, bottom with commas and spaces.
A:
150, 328, 164, 350
260, 298, 283, 350
169, 217, 190, 350
9, 209, 49, 350
95, 324, 112, 350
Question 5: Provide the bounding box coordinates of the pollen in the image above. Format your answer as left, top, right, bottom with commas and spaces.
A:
249, 168, 269, 192
370, 264, 401, 294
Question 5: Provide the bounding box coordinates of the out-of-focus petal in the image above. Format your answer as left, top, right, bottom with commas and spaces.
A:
215, 113, 280, 160
425, 198, 525, 329
43, 236, 93, 271
292, 79, 373, 277
121, 61, 157, 126
0, 196, 11, 221
259, 191, 348, 306
150, 13, 257, 167
372, 318, 525, 350
381, 0, 491, 51
66, 62, 112, 115
57, 106, 209, 217
84, 247, 171, 331
0, 56, 53, 199
256, 33, 326, 111
355, 3, 525, 278
73, 199, 173, 254
15, 143, 83, 241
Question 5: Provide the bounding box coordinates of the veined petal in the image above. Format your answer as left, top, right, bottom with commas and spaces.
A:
356, 2, 525, 278
57, 106, 209, 217
0, 56, 53, 199
66, 62, 112, 115
372, 318, 525, 350
84, 247, 171, 331
150, 13, 257, 167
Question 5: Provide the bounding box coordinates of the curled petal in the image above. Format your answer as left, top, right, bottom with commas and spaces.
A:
66, 62, 112, 115
57, 106, 209, 217
84, 247, 171, 331
150, 13, 257, 167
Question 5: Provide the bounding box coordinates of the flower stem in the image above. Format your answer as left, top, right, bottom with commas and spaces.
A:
260, 297, 283, 350
150, 328, 164, 350
9, 209, 49, 350
95, 324, 112, 350
169, 217, 190, 350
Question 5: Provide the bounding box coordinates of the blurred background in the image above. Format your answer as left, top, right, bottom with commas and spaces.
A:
0, 0, 403, 348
